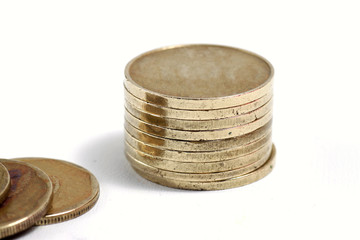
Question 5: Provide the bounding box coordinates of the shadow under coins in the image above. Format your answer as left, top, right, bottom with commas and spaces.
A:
76, 131, 181, 192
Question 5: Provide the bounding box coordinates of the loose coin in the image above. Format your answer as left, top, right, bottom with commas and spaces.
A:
125, 120, 272, 151
0, 159, 53, 238
125, 129, 271, 162
14, 158, 100, 225
125, 109, 272, 141
125, 96, 273, 130
125, 141, 272, 173
125, 88, 272, 120
0, 162, 10, 205
124, 44, 274, 110
132, 144, 276, 190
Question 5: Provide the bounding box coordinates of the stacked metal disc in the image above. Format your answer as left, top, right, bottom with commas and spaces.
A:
124, 44, 276, 190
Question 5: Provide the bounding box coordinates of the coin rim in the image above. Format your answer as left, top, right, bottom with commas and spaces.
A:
0, 162, 10, 205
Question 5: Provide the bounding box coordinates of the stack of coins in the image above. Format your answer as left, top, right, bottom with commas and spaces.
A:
124, 44, 276, 191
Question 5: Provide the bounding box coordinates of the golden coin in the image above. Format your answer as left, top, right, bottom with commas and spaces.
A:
125, 88, 272, 120
125, 109, 272, 141
124, 44, 273, 110
0, 162, 10, 205
14, 158, 100, 225
128, 151, 269, 182
125, 96, 273, 130
132, 144, 276, 190
125, 129, 271, 162
0, 159, 53, 238
125, 120, 272, 151
125, 141, 272, 173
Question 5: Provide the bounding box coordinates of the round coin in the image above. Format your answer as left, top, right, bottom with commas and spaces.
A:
132, 144, 276, 190
124, 44, 274, 110
0, 159, 53, 238
125, 120, 272, 151
14, 158, 100, 225
0, 162, 10, 205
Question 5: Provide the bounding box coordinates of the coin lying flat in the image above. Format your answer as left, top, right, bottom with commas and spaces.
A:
0, 159, 53, 238
133, 144, 276, 190
125, 109, 272, 141
125, 120, 272, 151
125, 130, 271, 162
125, 96, 273, 130
125, 141, 272, 173
0, 162, 10, 205
125, 88, 272, 120
124, 44, 274, 110
14, 158, 100, 225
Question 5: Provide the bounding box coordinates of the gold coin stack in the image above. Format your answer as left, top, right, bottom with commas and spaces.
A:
124, 44, 276, 190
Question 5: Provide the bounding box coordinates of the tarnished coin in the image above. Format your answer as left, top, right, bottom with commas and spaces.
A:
125, 96, 273, 130
125, 141, 272, 173
0, 159, 53, 238
124, 44, 273, 110
125, 109, 272, 141
125, 88, 272, 120
132, 144, 276, 190
14, 158, 100, 225
0, 162, 10, 205
125, 129, 271, 162
125, 120, 272, 151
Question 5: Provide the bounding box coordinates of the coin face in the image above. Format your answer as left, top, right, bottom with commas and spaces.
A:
15, 158, 100, 225
0, 162, 10, 205
0, 159, 53, 239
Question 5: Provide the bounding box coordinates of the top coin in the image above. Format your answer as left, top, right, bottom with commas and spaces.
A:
125, 44, 274, 110
0, 162, 10, 205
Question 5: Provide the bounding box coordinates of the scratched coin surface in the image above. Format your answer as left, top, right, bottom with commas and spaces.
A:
0, 162, 10, 205
0, 159, 53, 239
15, 158, 100, 225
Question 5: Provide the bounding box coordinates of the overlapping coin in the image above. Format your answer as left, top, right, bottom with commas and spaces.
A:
124, 44, 276, 190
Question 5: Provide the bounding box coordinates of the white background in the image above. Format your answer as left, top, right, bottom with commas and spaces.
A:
1, 0, 359, 239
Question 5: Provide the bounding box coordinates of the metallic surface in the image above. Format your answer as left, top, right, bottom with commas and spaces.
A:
125, 141, 272, 173
125, 130, 271, 162
15, 158, 100, 225
125, 88, 272, 120
125, 95, 273, 130
125, 120, 272, 151
0, 159, 53, 238
0, 162, 10, 205
124, 44, 274, 110
125, 109, 272, 141
132, 144, 276, 190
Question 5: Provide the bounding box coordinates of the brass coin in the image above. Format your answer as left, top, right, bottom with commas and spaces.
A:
124, 44, 273, 110
125, 109, 272, 141
14, 158, 100, 225
0, 159, 53, 238
128, 151, 269, 182
125, 120, 272, 151
125, 129, 271, 162
125, 87, 272, 120
0, 162, 10, 205
125, 141, 272, 173
125, 96, 273, 130
132, 144, 276, 190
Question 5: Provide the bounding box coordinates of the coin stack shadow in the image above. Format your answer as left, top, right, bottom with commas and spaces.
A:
124, 44, 276, 190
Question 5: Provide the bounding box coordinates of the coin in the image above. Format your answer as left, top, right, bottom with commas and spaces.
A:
125, 96, 273, 130
125, 88, 272, 120
0, 159, 53, 238
14, 158, 100, 225
124, 120, 272, 151
132, 144, 276, 190
125, 141, 272, 173
128, 151, 269, 182
0, 162, 10, 205
125, 129, 271, 162
125, 109, 272, 141
124, 44, 274, 110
